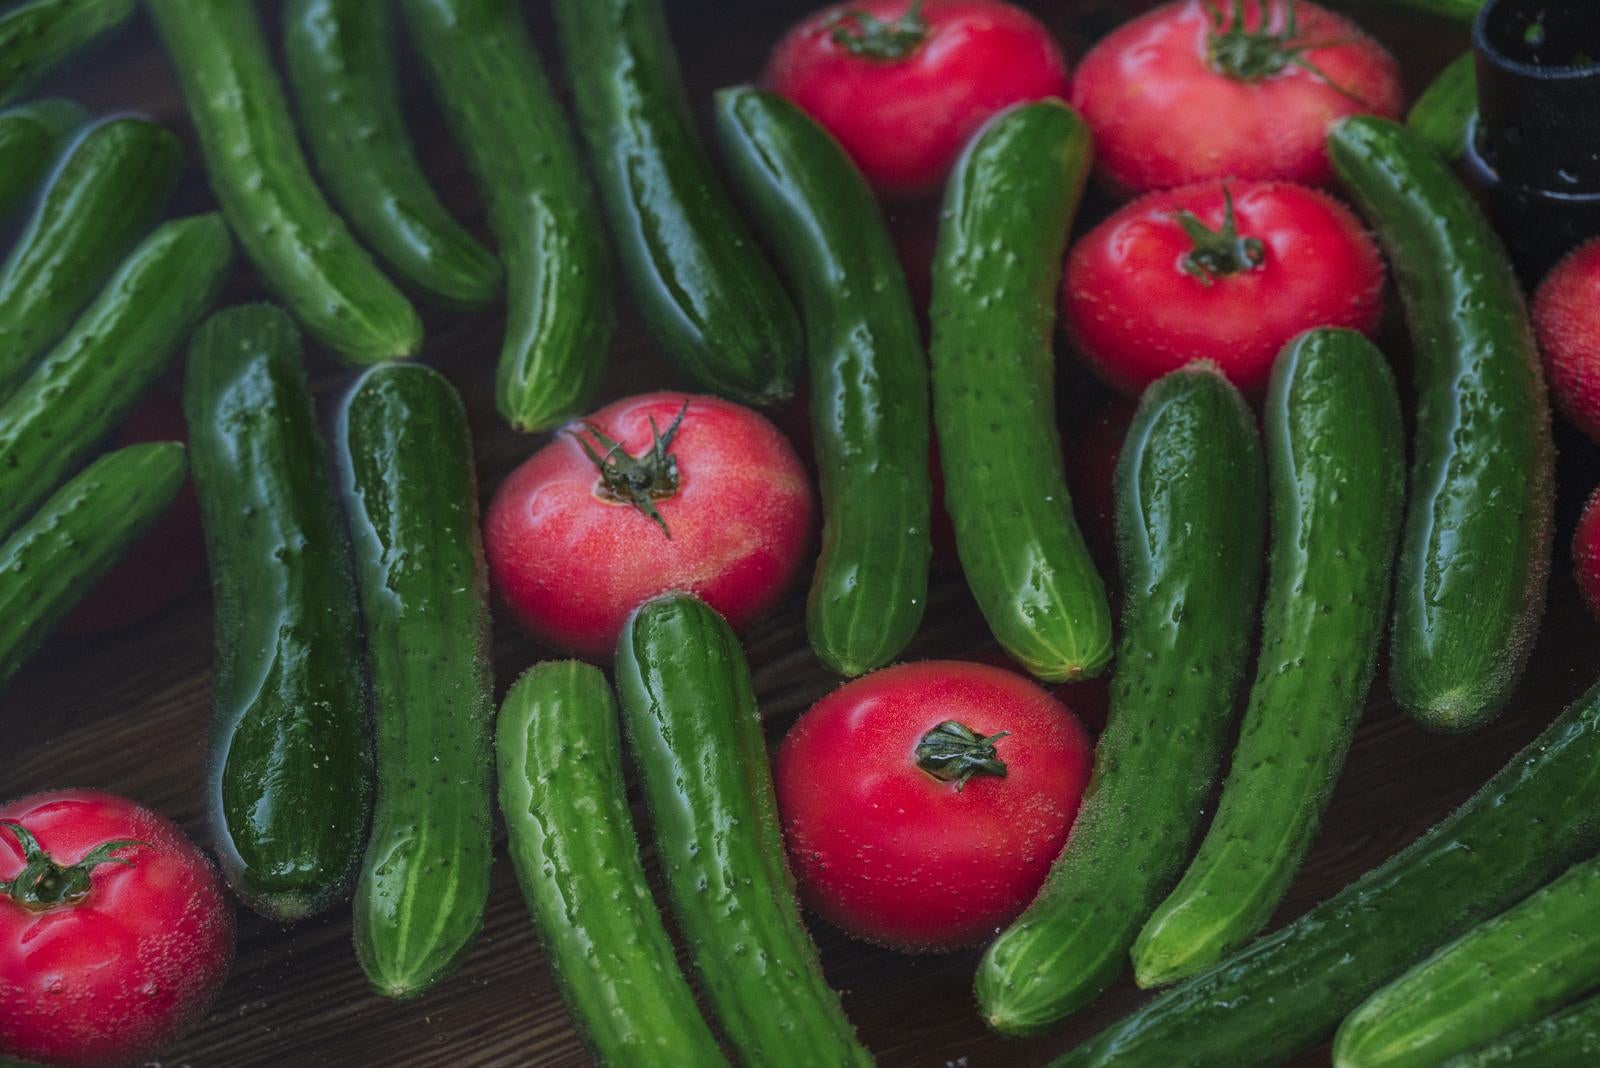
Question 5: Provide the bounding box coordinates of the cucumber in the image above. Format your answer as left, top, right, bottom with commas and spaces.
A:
614, 593, 873, 1066
0, 213, 232, 540
0, 0, 134, 108
0, 99, 87, 221
338, 363, 495, 1000
0, 117, 182, 399
283, 0, 501, 309
1132, 329, 1407, 986
1329, 116, 1554, 732
496, 662, 729, 1068
553, 0, 800, 406
148, 0, 420, 363
400, 0, 613, 432
715, 87, 930, 677
0, 442, 185, 694
928, 100, 1112, 683
186, 305, 371, 922
1331, 0, 1481, 22
1408, 52, 1476, 163
976, 365, 1266, 1035
1442, 995, 1600, 1068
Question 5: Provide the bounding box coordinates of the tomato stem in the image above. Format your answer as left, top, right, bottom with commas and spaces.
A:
915, 720, 1010, 790
1204, 0, 1360, 98
826, 1, 927, 61
1175, 187, 1267, 286
0, 820, 143, 911
571, 400, 689, 539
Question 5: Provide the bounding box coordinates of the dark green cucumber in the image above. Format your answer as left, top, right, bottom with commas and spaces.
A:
1331, 0, 1480, 22
283, 0, 501, 308
0, 99, 87, 220
496, 662, 729, 1068
1329, 115, 1554, 732
614, 593, 873, 1066
0, 0, 134, 107
1408, 52, 1476, 163
0, 213, 232, 540
0, 442, 184, 694
1441, 995, 1600, 1068
1133, 329, 1406, 986
928, 100, 1112, 683
339, 363, 495, 1000
186, 305, 372, 922
715, 87, 930, 677
976, 365, 1266, 1036
401, 0, 613, 432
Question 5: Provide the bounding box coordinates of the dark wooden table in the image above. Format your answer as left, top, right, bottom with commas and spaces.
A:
9, 2, 1598, 1066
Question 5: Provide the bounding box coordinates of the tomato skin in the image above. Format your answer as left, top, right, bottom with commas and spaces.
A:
764, 0, 1070, 197
1063, 179, 1385, 397
1534, 238, 1600, 444
484, 392, 815, 661
1069, 0, 1403, 195
0, 791, 234, 1067
775, 661, 1092, 952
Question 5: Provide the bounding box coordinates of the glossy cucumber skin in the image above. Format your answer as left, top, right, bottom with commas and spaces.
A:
0, 99, 87, 220
401, 0, 613, 432
186, 305, 372, 922
1441, 995, 1600, 1068
148, 0, 420, 363
496, 662, 729, 1068
1337, 0, 1481, 22
976, 365, 1266, 1035
1133, 329, 1406, 987
339, 363, 495, 1000
929, 100, 1112, 684
614, 594, 873, 1066
715, 87, 930, 677
1408, 52, 1475, 162
0, 117, 181, 399
1329, 116, 1554, 732
283, 0, 501, 309
0, 0, 134, 108
0, 442, 184, 694
0, 214, 232, 540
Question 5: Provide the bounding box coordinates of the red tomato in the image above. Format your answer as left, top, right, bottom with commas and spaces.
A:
1069, 0, 1403, 195
775, 661, 1093, 951
1534, 237, 1600, 444
0, 791, 234, 1067
765, 0, 1071, 197
484, 392, 815, 661
1063, 178, 1385, 397
1575, 487, 1600, 621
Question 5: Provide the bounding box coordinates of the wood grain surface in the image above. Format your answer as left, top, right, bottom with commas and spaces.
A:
8, 2, 1599, 1066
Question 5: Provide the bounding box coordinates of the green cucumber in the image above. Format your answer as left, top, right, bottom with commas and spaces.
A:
976, 365, 1266, 1035
1331, 0, 1481, 22
186, 305, 371, 922
0, 99, 87, 220
1408, 52, 1476, 163
1132, 329, 1407, 986
715, 87, 930, 677
0, 0, 134, 108
1329, 115, 1554, 733
148, 0, 420, 363
553, 0, 800, 405
0, 442, 185, 694
339, 363, 495, 999
283, 0, 501, 309
0, 213, 232, 540
496, 662, 729, 1068
400, 0, 613, 432
614, 593, 873, 1066
0, 116, 182, 398
1441, 995, 1600, 1068
928, 99, 1112, 683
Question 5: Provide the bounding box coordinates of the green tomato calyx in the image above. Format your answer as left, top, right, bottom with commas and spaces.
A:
827, 1, 927, 62
572, 400, 689, 540
1175, 187, 1267, 286
0, 820, 144, 912
916, 721, 1011, 790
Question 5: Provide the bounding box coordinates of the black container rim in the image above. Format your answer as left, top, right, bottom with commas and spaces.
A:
1474, 0, 1600, 81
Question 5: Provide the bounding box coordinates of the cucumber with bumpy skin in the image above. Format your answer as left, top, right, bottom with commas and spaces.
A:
0, 99, 87, 221
1441, 995, 1600, 1068
0, 0, 134, 108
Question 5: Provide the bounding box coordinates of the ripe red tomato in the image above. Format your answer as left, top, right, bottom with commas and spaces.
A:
485, 392, 815, 661
1063, 179, 1385, 397
1069, 0, 1403, 195
1575, 487, 1600, 621
0, 791, 234, 1067
1534, 237, 1600, 444
775, 661, 1093, 951
765, 0, 1071, 197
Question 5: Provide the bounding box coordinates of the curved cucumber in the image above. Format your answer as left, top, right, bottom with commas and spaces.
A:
0, 99, 87, 220
283, 0, 501, 309
400, 0, 612, 432
186, 305, 371, 922
0, 0, 134, 108
1408, 52, 1476, 163
496, 662, 729, 1068
929, 100, 1112, 683
1329, 115, 1554, 732
1133, 329, 1407, 986
339, 363, 495, 1000
0, 442, 185, 694
715, 87, 930, 677
976, 365, 1266, 1035
614, 594, 873, 1066
0, 213, 232, 540
1441, 995, 1600, 1068
148, 0, 420, 363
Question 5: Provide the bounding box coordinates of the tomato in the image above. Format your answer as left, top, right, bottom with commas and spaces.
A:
484, 392, 815, 661
1063, 178, 1385, 397
1534, 237, 1600, 445
775, 661, 1093, 951
765, 0, 1071, 197
1576, 487, 1600, 622
1069, 0, 1403, 195
0, 791, 234, 1067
